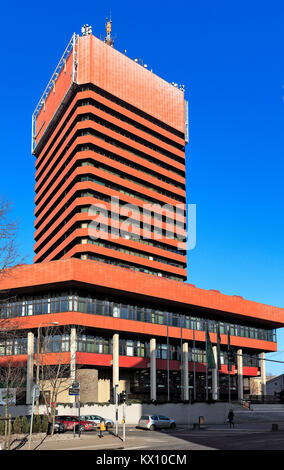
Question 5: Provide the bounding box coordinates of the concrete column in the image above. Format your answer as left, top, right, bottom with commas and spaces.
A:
212, 346, 218, 401
182, 342, 189, 401
26, 331, 34, 404
70, 327, 77, 403
150, 338, 156, 402
237, 348, 243, 401
260, 352, 266, 396
112, 333, 119, 388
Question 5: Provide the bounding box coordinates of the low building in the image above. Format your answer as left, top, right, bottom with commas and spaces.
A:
266, 374, 284, 396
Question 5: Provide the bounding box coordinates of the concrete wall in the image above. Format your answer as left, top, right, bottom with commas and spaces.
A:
0, 402, 231, 425
98, 379, 110, 402
77, 369, 98, 402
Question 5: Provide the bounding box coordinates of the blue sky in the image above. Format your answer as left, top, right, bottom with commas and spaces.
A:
1, 0, 283, 374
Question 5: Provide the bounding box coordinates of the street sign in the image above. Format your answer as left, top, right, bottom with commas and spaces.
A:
69, 381, 80, 396
69, 388, 80, 396
32, 384, 40, 400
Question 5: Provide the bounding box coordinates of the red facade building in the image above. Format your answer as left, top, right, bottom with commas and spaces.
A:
0, 27, 282, 404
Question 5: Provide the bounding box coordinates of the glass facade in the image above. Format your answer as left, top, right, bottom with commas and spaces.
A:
0, 330, 260, 369
0, 292, 276, 343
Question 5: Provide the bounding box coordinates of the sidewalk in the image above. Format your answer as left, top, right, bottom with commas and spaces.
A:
19, 431, 125, 451
180, 422, 284, 432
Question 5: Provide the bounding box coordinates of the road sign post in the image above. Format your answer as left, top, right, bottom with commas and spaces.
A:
115, 384, 118, 437
28, 384, 40, 449
120, 391, 126, 442
69, 382, 80, 437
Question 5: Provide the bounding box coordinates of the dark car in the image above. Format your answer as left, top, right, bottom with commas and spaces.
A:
55, 415, 96, 432
54, 420, 66, 433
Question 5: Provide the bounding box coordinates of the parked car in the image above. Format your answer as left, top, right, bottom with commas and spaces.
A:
54, 420, 66, 433
138, 415, 176, 431
55, 415, 96, 432
80, 415, 114, 430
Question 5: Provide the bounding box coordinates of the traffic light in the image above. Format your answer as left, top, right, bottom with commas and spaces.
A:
110, 388, 115, 404
227, 348, 236, 372
227, 348, 235, 363
120, 390, 127, 403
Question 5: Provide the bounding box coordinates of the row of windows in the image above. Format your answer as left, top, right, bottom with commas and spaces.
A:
80, 173, 184, 207
80, 238, 186, 269
78, 97, 184, 151
36, 103, 185, 201
81, 155, 184, 191
35, 168, 185, 243
36, 141, 185, 222
36, 83, 184, 180
81, 197, 186, 235
79, 336, 259, 366
35, 156, 185, 238
0, 333, 260, 367
80, 128, 184, 177
80, 253, 185, 281
35, 209, 186, 264
79, 112, 185, 165
81, 190, 186, 229
81, 201, 186, 256
36, 208, 186, 265
79, 155, 185, 203
0, 294, 276, 342
78, 138, 184, 177
80, 203, 185, 243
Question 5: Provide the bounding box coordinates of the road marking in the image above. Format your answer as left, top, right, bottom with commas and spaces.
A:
125, 446, 147, 450
144, 439, 165, 443
236, 410, 284, 413
51, 442, 124, 451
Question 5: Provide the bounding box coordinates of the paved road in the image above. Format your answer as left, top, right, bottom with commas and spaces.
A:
19, 423, 284, 451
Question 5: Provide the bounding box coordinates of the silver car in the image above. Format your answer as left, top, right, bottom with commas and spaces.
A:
80, 415, 114, 429
138, 414, 176, 431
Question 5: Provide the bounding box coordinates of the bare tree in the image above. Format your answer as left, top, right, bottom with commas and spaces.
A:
0, 319, 26, 449
37, 325, 82, 435
0, 197, 24, 277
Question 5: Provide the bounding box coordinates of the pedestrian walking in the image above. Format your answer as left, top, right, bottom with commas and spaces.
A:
227, 409, 234, 428
99, 419, 106, 438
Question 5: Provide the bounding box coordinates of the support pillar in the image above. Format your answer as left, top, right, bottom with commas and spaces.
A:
112, 333, 119, 389
26, 332, 34, 405
260, 352, 266, 396
150, 338, 156, 402
182, 342, 189, 401
237, 348, 243, 401
212, 346, 218, 401
70, 327, 77, 403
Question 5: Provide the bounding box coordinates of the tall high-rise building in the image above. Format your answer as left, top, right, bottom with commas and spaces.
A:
0, 24, 282, 408
32, 30, 188, 282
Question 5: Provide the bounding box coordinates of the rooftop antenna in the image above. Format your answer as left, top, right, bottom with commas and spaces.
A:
81, 24, 92, 36
105, 15, 114, 47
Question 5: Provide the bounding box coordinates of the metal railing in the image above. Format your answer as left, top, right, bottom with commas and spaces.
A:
31, 33, 79, 154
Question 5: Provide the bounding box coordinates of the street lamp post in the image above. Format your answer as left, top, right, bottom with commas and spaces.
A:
35, 322, 59, 415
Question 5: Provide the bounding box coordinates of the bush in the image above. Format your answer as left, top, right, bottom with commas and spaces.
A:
0, 418, 4, 436
21, 416, 29, 434
13, 416, 21, 434
32, 415, 42, 433
35, 415, 42, 433
41, 415, 49, 434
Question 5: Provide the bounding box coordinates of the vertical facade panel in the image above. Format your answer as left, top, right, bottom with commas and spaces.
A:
77, 35, 185, 134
